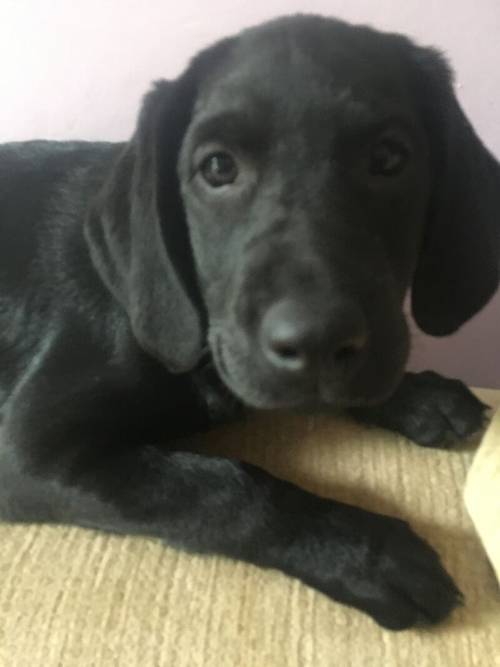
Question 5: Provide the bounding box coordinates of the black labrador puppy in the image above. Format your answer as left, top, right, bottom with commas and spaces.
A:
1, 15, 499, 631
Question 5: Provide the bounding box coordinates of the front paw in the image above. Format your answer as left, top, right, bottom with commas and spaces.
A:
311, 515, 462, 630
351, 371, 489, 447
358, 520, 462, 630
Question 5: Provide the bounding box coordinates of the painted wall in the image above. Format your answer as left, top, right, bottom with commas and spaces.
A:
1, 0, 499, 387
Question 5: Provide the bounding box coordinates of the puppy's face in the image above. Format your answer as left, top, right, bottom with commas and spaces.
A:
178, 20, 432, 409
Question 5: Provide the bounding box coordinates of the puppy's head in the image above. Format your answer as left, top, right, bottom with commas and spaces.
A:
87, 15, 500, 410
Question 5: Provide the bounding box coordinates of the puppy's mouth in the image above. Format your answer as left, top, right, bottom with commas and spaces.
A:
210, 331, 405, 411
211, 332, 309, 409
211, 333, 303, 409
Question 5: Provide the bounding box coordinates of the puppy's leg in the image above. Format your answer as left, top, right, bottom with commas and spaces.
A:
1, 339, 462, 630
1, 433, 462, 631
350, 371, 488, 447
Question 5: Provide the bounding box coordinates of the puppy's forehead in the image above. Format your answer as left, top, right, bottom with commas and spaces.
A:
193, 22, 414, 129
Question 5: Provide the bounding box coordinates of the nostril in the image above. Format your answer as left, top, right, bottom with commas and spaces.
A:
335, 344, 358, 363
273, 342, 300, 360
334, 334, 368, 363
260, 304, 311, 371
267, 335, 307, 371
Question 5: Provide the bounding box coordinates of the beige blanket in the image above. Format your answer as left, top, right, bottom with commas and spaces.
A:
0, 389, 499, 667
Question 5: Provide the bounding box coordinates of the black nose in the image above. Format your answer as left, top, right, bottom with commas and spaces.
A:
260, 298, 368, 373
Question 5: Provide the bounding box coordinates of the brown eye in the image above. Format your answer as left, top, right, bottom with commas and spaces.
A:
370, 137, 409, 176
200, 152, 238, 187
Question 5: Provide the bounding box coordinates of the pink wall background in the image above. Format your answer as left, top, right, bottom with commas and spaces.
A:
1, 0, 499, 387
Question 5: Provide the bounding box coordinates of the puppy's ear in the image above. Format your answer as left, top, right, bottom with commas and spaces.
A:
409, 47, 500, 336
85, 39, 233, 372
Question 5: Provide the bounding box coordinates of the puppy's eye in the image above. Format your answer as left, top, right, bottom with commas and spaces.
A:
370, 137, 410, 176
199, 152, 238, 187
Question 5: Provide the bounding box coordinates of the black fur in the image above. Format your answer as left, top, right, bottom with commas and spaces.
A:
0, 15, 498, 630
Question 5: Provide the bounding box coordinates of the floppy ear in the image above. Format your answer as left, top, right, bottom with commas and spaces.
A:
85, 40, 233, 372
409, 47, 500, 336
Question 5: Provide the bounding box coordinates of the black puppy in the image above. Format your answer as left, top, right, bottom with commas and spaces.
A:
0, 15, 498, 631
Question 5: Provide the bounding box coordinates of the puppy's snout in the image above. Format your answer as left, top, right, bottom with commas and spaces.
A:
260, 298, 368, 375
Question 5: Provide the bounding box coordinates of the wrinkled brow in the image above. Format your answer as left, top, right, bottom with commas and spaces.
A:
189, 108, 271, 150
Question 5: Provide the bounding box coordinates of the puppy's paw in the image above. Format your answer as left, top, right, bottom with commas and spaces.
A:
393, 372, 488, 447
360, 521, 463, 630
319, 518, 463, 630
351, 371, 489, 448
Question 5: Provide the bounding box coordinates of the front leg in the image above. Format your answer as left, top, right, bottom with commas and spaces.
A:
350, 371, 489, 447
2, 431, 462, 631
1, 338, 462, 630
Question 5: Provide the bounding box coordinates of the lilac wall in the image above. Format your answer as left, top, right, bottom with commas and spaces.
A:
1, 0, 499, 387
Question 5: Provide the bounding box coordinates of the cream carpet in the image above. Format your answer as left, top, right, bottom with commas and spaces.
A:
0, 389, 499, 667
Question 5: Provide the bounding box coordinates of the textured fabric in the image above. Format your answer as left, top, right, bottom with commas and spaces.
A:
466, 407, 500, 583
1, 389, 499, 667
